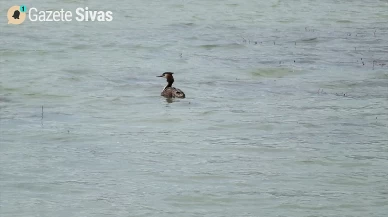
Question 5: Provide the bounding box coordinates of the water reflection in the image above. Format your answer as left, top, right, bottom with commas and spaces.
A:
165, 98, 174, 104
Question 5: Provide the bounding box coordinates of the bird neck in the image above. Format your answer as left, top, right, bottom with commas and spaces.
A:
166, 77, 174, 87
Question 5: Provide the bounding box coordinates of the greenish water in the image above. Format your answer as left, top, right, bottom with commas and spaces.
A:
1, 0, 387, 216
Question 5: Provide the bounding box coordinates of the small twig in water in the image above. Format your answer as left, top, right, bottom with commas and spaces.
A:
41, 106, 44, 120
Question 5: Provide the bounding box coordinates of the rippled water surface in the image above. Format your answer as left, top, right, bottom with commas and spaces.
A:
1, 0, 387, 216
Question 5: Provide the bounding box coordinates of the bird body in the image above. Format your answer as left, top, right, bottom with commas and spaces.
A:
161, 87, 185, 98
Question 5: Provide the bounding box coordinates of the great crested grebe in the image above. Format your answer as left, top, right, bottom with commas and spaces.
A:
157, 72, 185, 98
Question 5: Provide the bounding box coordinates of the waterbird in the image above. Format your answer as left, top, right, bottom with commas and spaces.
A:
157, 72, 185, 98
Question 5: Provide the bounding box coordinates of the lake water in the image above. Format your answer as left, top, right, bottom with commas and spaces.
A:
1, 0, 387, 216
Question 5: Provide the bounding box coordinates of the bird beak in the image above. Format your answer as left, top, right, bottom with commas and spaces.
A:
157, 75, 163, 77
